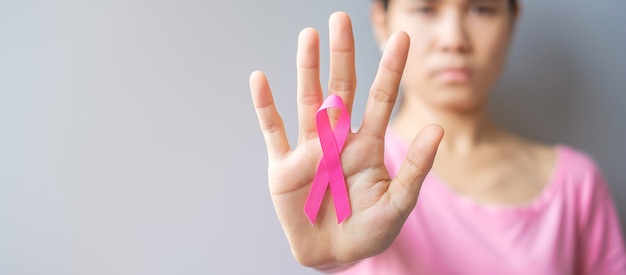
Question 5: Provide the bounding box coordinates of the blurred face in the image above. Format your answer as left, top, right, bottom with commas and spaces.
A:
372, 0, 518, 111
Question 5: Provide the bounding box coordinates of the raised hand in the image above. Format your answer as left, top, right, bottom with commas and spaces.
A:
250, 12, 443, 269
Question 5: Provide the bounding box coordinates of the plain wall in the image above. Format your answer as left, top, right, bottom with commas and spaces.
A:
0, 0, 624, 274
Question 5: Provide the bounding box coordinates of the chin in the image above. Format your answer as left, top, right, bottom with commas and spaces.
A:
428, 85, 488, 112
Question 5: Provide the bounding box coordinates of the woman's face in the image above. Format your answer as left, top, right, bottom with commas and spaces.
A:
373, 0, 518, 111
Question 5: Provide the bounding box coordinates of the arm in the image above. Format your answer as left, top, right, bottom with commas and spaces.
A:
576, 165, 626, 274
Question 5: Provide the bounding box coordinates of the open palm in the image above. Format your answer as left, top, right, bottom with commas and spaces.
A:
250, 12, 443, 269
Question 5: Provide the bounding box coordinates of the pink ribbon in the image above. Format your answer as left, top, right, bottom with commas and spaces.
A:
303, 94, 352, 225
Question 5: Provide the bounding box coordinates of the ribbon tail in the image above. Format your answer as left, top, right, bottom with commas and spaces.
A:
328, 168, 351, 223
303, 158, 329, 225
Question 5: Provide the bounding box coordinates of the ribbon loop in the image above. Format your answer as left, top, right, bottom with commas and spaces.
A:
303, 95, 352, 224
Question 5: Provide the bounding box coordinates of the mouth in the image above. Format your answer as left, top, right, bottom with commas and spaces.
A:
433, 67, 472, 83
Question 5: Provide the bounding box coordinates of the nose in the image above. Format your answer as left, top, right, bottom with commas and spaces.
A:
436, 11, 470, 53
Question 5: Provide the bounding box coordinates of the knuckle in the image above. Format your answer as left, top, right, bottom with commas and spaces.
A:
407, 158, 427, 176
328, 78, 355, 94
262, 118, 284, 134
370, 88, 396, 104
298, 92, 321, 106
406, 149, 428, 176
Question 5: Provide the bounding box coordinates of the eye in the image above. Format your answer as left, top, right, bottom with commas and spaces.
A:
419, 7, 434, 13
471, 5, 495, 15
413, 5, 435, 15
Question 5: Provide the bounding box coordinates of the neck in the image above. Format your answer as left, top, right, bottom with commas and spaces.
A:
391, 96, 501, 154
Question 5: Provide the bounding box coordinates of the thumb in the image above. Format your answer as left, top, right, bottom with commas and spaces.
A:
388, 124, 444, 217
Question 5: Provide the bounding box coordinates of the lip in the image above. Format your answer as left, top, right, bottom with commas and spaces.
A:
434, 67, 472, 83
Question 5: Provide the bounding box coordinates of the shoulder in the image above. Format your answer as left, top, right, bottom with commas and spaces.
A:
511, 134, 604, 188
553, 145, 613, 211
504, 134, 608, 202
502, 128, 603, 182
557, 145, 600, 171
555, 145, 605, 185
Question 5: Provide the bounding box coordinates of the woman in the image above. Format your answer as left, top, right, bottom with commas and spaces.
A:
250, 0, 626, 273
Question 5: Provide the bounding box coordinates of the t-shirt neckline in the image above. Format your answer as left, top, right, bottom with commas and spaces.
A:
386, 127, 567, 215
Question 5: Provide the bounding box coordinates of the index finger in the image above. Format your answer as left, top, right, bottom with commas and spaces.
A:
250, 71, 291, 161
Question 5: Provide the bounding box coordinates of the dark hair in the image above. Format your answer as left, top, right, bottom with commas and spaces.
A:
378, 0, 518, 12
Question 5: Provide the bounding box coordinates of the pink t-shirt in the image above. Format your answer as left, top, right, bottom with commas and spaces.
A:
335, 130, 626, 275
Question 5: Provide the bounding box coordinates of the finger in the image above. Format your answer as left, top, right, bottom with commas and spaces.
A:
296, 28, 323, 143
359, 32, 410, 139
388, 124, 444, 217
328, 11, 356, 122
250, 70, 291, 161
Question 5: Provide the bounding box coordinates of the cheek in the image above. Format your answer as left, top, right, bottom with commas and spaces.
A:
470, 26, 511, 82
473, 26, 510, 70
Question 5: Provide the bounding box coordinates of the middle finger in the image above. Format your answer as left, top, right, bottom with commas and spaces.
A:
328, 12, 357, 122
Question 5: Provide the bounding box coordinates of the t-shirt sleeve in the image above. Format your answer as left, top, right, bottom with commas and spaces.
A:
576, 161, 626, 274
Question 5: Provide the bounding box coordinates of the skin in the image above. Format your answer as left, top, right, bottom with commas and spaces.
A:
250, 0, 556, 270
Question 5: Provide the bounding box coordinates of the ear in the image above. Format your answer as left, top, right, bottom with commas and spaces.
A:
370, 1, 391, 51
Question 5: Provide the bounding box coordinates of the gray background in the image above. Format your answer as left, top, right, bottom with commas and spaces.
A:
0, 0, 624, 274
